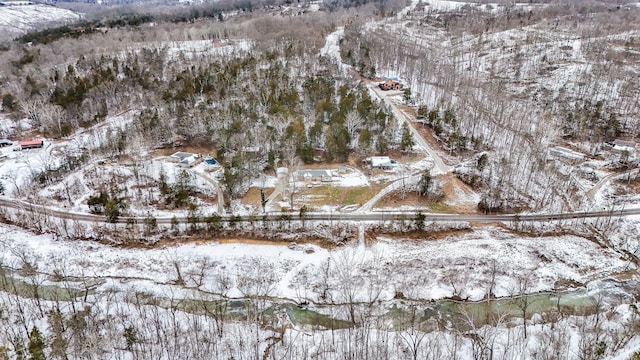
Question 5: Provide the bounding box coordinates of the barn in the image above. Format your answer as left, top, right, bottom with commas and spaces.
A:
19, 140, 43, 149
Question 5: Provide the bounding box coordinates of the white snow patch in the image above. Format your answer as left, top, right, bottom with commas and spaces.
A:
0, 4, 80, 34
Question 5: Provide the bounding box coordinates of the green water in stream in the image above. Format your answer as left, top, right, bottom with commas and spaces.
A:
0, 267, 99, 301
152, 288, 603, 331
0, 264, 627, 331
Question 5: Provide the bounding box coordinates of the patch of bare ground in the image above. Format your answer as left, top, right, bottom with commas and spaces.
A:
192, 192, 218, 205
389, 149, 424, 163
392, 102, 445, 154
614, 176, 640, 193
127, 231, 349, 250
610, 269, 639, 281
365, 227, 472, 243
395, 103, 416, 117
375, 173, 478, 214
242, 187, 274, 206
374, 189, 445, 210
554, 278, 584, 291
407, 118, 452, 157
440, 173, 479, 213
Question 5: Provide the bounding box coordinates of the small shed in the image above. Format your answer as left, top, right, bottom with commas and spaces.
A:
613, 139, 637, 148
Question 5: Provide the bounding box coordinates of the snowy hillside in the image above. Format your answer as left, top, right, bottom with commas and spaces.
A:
0, 0, 638, 358
0, 4, 80, 35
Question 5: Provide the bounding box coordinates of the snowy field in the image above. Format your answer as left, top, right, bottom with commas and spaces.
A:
0, 222, 633, 304
0, 4, 80, 35
0, 219, 638, 358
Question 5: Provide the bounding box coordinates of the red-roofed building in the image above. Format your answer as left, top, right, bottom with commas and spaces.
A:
19, 140, 43, 149
378, 80, 402, 91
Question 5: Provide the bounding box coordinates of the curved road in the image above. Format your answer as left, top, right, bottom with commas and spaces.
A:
1, 198, 639, 225
367, 83, 452, 174
586, 169, 639, 202
357, 173, 422, 212
192, 170, 225, 214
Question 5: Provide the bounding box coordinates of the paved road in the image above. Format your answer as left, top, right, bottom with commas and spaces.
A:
265, 169, 289, 211
1, 198, 639, 225
357, 173, 422, 212
586, 169, 639, 202
192, 170, 225, 214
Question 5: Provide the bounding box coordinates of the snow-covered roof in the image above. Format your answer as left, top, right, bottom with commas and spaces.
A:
613, 145, 636, 154
548, 147, 585, 160
368, 156, 397, 168
298, 169, 332, 181
171, 152, 199, 164
298, 169, 331, 177
613, 139, 637, 149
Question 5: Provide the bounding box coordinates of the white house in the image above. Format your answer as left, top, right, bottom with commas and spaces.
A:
364, 156, 397, 170
298, 169, 332, 182
170, 152, 200, 167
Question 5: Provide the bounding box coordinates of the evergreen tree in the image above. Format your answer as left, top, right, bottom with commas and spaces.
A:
414, 211, 426, 231
260, 188, 267, 213
1, 93, 15, 111
400, 123, 415, 152
403, 87, 413, 104
27, 327, 46, 360
418, 170, 431, 197
477, 153, 489, 172
375, 134, 388, 155
123, 325, 138, 351
417, 105, 429, 119
358, 127, 372, 152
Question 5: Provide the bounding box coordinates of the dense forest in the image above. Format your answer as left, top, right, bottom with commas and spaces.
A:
0, 9, 405, 203
0, 1, 640, 359
340, 1, 640, 213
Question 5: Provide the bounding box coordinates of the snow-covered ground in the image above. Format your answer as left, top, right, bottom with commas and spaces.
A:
158, 39, 252, 60
423, 0, 546, 13
0, 222, 632, 304
0, 0, 637, 357
0, 215, 638, 359
0, 4, 80, 35
319, 26, 351, 75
